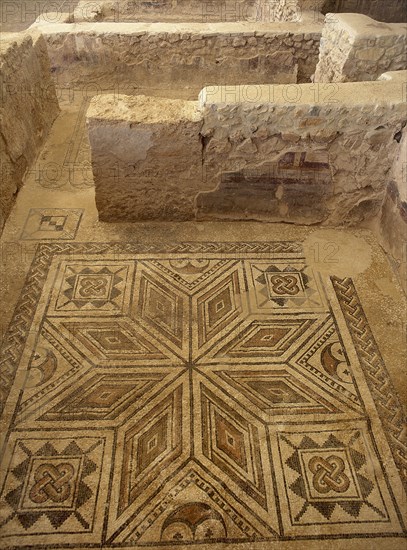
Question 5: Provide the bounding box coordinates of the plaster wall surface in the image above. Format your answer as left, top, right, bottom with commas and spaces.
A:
0, 31, 59, 232
87, 94, 203, 221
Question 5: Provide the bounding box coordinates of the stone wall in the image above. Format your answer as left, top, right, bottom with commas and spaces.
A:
270, 0, 325, 21
31, 20, 322, 91
73, 0, 325, 22
198, 80, 406, 224
74, 0, 259, 22
323, 0, 407, 23
0, 31, 59, 232
375, 71, 407, 294
87, 76, 406, 226
314, 13, 407, 83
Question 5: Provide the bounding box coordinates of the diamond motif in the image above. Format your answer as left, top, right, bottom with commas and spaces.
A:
40, 373, 166, 422
200, 384, 267, 509
213, 366, 346, 422
20, 209, 83, 240
118, 385, 184, 515
51, 318, 169, 364
1, 243, 405, 548
214, 317, 316, 360
135, 271, 187, 355
196, 269, 244, 351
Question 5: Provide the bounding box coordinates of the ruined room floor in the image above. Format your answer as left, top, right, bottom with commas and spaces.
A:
0, 95, 406, 550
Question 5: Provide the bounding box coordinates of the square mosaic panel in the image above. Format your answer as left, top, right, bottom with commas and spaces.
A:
0, 242, 405, 548
20, 209, 83, 240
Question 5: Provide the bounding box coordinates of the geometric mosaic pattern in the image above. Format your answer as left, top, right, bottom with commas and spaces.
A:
0, 434, 110, 545
20, 208, 83, 240
0, 242, 405, 548
276, 427, 391, 529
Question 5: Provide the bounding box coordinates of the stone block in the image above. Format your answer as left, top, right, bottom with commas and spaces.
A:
87, 94, 204, 221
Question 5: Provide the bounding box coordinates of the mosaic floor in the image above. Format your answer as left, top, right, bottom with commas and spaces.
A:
0, 240, 405, 549
0, 83, 406, 549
